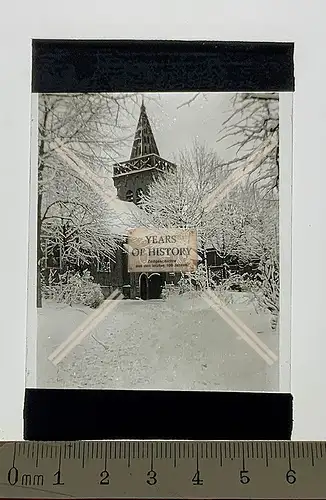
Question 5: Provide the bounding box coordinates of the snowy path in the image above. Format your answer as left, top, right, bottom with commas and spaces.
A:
37, 294, 279, 391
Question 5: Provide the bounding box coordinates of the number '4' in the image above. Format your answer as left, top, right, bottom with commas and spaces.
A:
192, 470, 203, 486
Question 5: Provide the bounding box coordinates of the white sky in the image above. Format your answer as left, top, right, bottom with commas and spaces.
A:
118, 92, 237, 164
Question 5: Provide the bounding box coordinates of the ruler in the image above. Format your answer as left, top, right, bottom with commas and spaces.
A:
0, 440, 325, 499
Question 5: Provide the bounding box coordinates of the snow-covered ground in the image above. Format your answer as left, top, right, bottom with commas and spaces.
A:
36, 292, 279, 391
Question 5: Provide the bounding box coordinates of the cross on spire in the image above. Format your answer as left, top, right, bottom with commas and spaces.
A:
130, 100, 160, 159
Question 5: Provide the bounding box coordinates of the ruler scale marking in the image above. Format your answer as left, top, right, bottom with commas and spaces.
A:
127, 442, 131, 467
236, 441, 239, 461
150, 443, 153, 471
173, 443, 177, 468
104, 442, 108, 471
310, 442, 315, 466
81, 442, 85, 468
265, 442, 269, 467
12, 443, 17, 468
35, 443, 39, 468
241, 442, 245, 471
315, 442, 319, 460
300, 441, 305, 459
287, 442, 292, 471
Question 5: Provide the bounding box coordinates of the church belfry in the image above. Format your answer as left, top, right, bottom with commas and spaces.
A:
113, 100, 176, 204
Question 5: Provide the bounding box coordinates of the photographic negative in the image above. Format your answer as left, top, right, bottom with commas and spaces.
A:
28, 89, 292, 392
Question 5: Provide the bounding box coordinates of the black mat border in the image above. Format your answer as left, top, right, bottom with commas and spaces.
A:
32, 39, 294, 93
24, 389, 293, 441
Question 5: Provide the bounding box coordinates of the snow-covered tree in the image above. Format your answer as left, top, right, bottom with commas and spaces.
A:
140, 142, 225, 228
37, 93, 138, 307
170, 93, 280, 325
138, 142, 228, 284
177, 92, 279, 195
211, 186, 279, 328
212, 186, 278, 258
219, 92, 279, 193
140, 140, 279, 319
244, 192, 279, 328
215, 93, 280, 327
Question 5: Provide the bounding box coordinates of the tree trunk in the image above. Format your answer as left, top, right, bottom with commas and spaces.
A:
203, 247, 209, 288
37, 191, 43, 308
37, 101, 49, 308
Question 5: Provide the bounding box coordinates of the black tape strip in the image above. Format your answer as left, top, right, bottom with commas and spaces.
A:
32, 39, 294, 93
24, 389, 293, 440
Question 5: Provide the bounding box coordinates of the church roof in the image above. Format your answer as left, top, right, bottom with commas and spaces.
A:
130, 101, 160, 159
107, 197, 152, 238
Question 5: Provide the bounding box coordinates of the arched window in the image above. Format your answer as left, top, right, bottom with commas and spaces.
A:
135, 188, 144, 205
126, 190, 134, 202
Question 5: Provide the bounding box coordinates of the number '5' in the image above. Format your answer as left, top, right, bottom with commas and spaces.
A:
240, 470, 250, 484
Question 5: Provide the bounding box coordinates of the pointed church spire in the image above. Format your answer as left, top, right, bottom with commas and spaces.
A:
130, 100, 160, 159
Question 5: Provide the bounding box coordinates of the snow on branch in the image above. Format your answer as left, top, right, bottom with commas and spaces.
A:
218, 92, 279, 194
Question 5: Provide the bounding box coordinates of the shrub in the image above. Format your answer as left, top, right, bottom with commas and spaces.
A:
175, 264, 218, 294
42, 269, 104, 308
217, 256, 279, 330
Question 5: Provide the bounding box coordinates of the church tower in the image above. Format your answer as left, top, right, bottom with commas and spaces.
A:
113, 100, 176, 204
